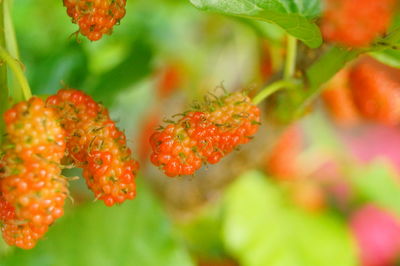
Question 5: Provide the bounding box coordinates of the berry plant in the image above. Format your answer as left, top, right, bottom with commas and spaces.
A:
1, 0, 400, 266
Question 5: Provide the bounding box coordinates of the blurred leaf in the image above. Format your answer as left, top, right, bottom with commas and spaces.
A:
295, 46, 361, 116
222, 171, 357, 266
350, 159, 400, 215
189, 0, 322, 48
370, 49, 400, 68
88, 37, 154, 107
0, 181, 194, 266
178, 204, 226, 259
27, 42, 89, 95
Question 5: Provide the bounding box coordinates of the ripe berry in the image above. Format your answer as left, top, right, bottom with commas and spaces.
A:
322, 69, 359, 126
0, 97, 67, 249
265, 126, 302, 180
63, 0, 127, 41
46, 89, 139, 206
349, 57, 400, 125
321, 0, 395, 47
150, 91, 260, 177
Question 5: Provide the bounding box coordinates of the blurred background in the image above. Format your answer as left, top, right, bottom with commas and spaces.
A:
2, 0, 400, 265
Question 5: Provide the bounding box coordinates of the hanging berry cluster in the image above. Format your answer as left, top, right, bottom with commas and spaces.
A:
63, 0, 127, 41
0, 90, 139, 249
150, 91, 261, 177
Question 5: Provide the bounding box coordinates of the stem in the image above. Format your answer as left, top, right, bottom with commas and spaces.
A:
252, 80, 297, 105
0, 45, 31, 100
0, 0, 7, 135
283, 35, 297, 80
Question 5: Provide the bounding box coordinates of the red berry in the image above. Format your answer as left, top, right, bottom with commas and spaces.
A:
0, 97, 67, 249
150, 92, 260, 177
349, 57, 400, 125
322, 69, 360, 126
321, 0, 395, 47
265, 126, 302, 180
63, 0, 127, 41
46, 89, 139, 206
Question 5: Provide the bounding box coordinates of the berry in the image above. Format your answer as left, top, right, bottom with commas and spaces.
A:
322, 69, 359, 126
0, 97, 67, 249
321, 0, 395, 47
265, 126, 302, 180
150, 91, 260, 177
349, 57, 400, 125
350, 205, 400, 266
63, 0, 127, 41
156, 63, 183, 99
46, 89, 138, 206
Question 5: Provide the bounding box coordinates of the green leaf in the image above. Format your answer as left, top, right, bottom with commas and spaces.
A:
294, 46, 361, 117
189, 0, 322, 48
87, 37, 153, 107
222, 171, 357, 266
350, 159, 400, 215
0, 181, 194, 266
370, 49, 400, 68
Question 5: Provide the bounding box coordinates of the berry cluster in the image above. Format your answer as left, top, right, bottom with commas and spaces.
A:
322, 69, 359, 127
321, 0, 395, 47
63, 0, 127, 41
150, 92, 260, 177
0, 97, 67, 249
47, 89, 138, 206
349, 57, 400, 126
322, 57, 400, 127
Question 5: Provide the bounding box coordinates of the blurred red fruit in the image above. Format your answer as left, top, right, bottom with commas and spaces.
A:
321, 0, 395, 47
350, 205, 400, 266
156, 62, 183, 99
265, 126, 302, 180
322, 69, 359, 127
349, 57, 400, 126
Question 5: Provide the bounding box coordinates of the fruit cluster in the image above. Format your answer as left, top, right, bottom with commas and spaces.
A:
150, 92, 261, 177
321, 0, 395, 47
0, 97, 67, 249
47, 89, 138, 206
0, 90, 138, 249
63, 0, 127, 41
323, 56, 400, 126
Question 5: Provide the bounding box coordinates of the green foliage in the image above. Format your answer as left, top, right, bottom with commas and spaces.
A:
350, 159, 400, 215
222, 171, 358, 266
189, 0, 322, 48
0, 181, 194, 266
370, 49, 400, 68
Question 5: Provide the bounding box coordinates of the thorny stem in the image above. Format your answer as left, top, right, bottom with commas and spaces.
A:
0, 45, 31, 101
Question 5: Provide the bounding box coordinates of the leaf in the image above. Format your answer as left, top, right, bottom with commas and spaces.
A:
222, 171, 357, 266
189, 0, 322, 48
350, 159, 400, 216
87, 37, 153, 107
294, 46, 361, 117
0, 181, 194, 266
370, 49, 400, 68
28, 42, 89, 96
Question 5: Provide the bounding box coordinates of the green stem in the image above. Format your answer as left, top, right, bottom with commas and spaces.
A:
0, 45, 31, 100
283, 35, 297, 80
0, 0, 7, 136
252, 80, 297, 105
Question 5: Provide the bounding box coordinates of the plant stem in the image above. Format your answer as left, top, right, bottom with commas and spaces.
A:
0, 0, 8, 135
0, 45, 31, 100
252, 80, 297, 105
283, 35, 297, 80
